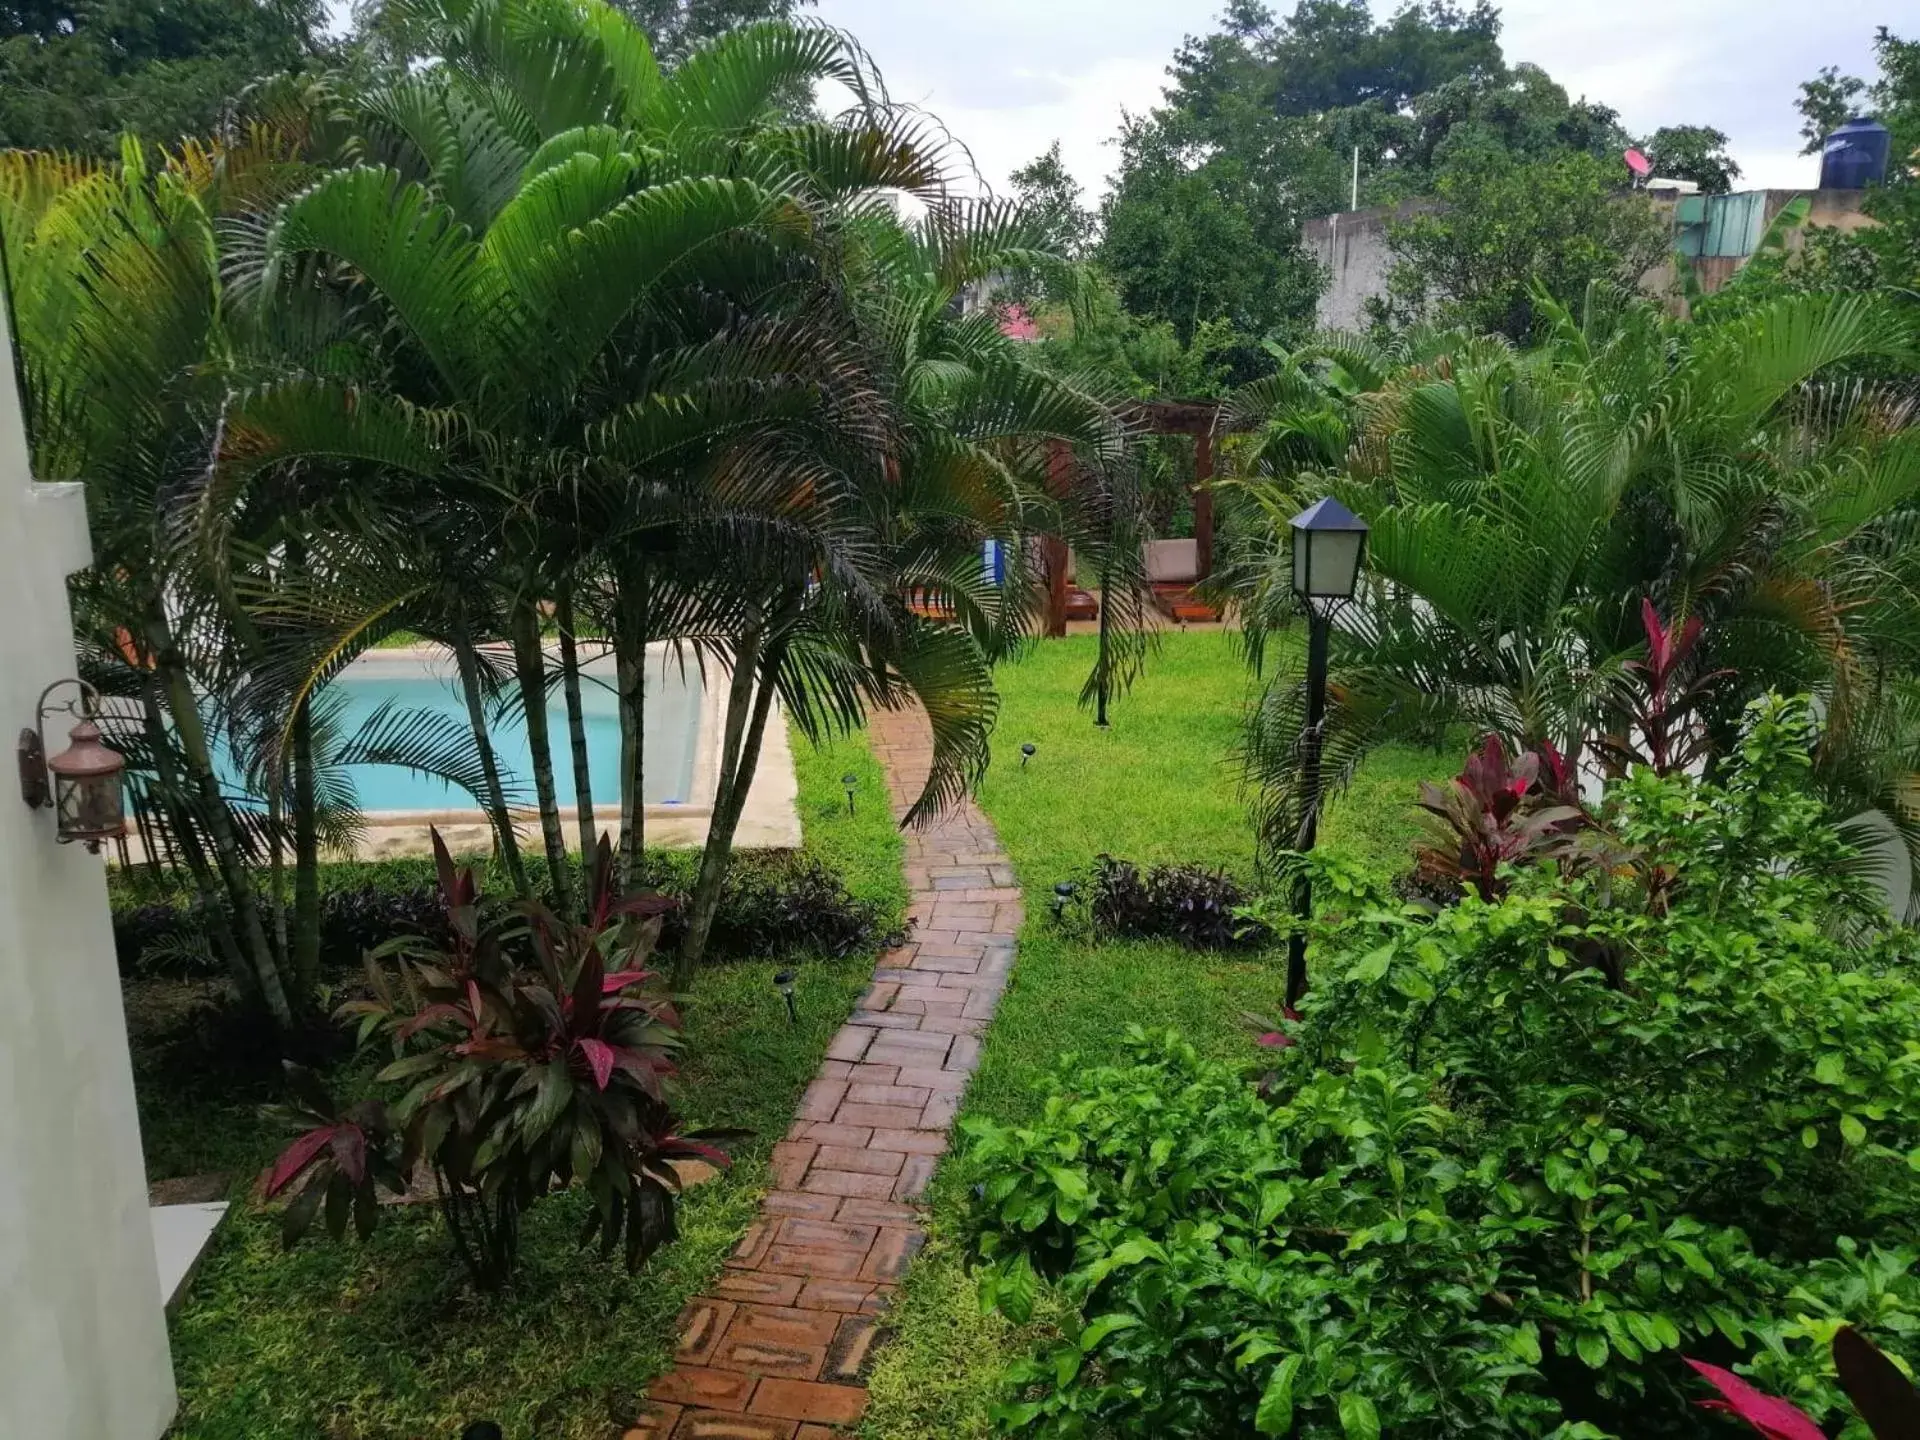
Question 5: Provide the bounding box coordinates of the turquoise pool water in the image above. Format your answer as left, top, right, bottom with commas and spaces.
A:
326, 656, 702, 813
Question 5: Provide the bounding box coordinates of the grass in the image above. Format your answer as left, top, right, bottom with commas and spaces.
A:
159, 723, 905, 1440
862, 630, 1448, 1439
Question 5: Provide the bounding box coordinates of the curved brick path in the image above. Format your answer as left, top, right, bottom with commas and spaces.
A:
632, 706, 1020, 1438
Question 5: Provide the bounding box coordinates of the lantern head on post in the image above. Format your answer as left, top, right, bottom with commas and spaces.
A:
18, 679, 126, 852
1289, 496, 1369, 614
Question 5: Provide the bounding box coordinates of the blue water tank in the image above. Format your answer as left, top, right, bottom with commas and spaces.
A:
1820, 116, 1891, 189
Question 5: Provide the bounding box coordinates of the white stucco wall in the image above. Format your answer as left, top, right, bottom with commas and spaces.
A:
0, 305, 177, 1433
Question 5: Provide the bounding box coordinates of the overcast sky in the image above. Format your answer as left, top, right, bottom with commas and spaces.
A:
810, 0, 1896, 203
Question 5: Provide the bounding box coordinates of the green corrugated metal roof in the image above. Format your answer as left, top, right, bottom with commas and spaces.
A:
1674, 191, 1772, 259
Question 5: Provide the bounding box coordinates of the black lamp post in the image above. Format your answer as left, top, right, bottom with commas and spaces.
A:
1286, 497, 1369, 1008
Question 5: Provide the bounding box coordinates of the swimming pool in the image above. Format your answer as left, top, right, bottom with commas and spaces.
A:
178, 641, 802, 860
338, 646, 704, 813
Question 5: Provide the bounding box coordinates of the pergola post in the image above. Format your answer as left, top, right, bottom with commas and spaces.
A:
1044, 440, 1071, 638
1193, 429, 1215, 581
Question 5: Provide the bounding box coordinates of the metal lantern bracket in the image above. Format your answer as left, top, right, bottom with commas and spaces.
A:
18, 677, 100, 811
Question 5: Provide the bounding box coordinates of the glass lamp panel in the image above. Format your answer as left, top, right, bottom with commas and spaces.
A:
1291, 525, 1312, 597
55, 772, 124, 842
1303, 529, 1365, 598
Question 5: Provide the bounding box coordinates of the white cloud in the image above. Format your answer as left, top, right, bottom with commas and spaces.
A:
813, 0, 1206, 200
813, 0, 1893, 202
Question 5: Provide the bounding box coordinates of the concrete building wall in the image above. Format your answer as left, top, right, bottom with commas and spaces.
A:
1305, 188, 1873, 331
0, 295, 176, 1435
1302, 199, 1431, 332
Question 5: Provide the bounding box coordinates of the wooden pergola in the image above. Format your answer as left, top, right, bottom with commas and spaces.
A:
1041, 397, 1254, 637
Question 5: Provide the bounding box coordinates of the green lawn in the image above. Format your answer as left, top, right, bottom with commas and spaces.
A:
863, 630, 1448, 1439
161, 726, 904, 1440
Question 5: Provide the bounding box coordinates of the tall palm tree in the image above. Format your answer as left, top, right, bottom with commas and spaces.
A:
1, 133, 502, 1025
662, 197, 1140, 981
223, 1, 1146, 984
215, 3, 963, 910
0, 136, 311, 1020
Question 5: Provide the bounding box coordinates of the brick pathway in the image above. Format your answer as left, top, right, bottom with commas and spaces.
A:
632, 706, 1020, 1439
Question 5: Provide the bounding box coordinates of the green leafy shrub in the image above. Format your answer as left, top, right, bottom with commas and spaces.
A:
663, 851, 891, 960
964, 697, 1920, 1438
116, 848, 886, 975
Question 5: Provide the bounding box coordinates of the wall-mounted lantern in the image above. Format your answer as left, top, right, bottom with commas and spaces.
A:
18, 679, 125, 852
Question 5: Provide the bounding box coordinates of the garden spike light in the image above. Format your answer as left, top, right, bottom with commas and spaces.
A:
1021, 742, 1037, 769
1051, 880, 1078, 922
841, 772, 858, 816
774, 968, 797, 1024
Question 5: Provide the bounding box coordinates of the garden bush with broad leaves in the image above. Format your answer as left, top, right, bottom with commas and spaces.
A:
264, 833, 741, 1290
963, 696, 1920, 1438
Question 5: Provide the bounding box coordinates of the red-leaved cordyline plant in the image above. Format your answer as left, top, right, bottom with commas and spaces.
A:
1413, 734, 1589, 901
1686, 1359, 1828, 1440
1602, 597, 1734, 778
265, 831, 743, 1291
1243, 1006, 1303, 1099
1687, 1326, 1920, 1440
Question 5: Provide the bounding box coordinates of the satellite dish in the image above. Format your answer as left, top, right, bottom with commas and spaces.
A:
1624, 148, 1652, 177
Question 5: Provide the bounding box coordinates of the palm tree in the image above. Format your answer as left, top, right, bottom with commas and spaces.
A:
0, 136, 314, 1020
661, 198, 1140, 981
223, 1, 1145, 984
11, 0, 1150, 1017
217, 2, 966, 911
1223, 287, 1920, 899
4, 131, 529, 1028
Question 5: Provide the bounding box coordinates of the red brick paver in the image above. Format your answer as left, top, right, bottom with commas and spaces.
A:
638, 706, 1019, 1433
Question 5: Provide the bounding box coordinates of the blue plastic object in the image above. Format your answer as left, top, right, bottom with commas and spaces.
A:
1820, 117, 1891, 190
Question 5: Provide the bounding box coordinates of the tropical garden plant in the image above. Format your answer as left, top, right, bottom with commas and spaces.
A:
964, 696, 1920, 1438
1218, 287, 1920, 914
264, 832, 732, 1289
2, 0, 1147, 1039
1409, 731, 1586, 902
0, 133, 501, 1029
212, 0, 1140, 994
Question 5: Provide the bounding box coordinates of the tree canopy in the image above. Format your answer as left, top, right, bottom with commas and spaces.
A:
1379, 148, 1669, 340
1638, 122, 1741, 194
1082, 2, 1697, 372
0, 0, 326, 152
